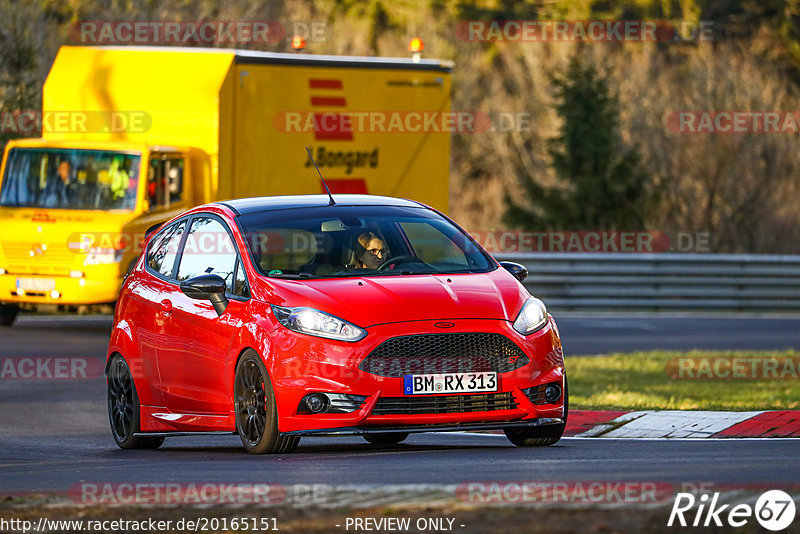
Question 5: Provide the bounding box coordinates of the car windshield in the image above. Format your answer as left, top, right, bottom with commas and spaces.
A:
0, 148, 140, 211
237, 205, 494, 279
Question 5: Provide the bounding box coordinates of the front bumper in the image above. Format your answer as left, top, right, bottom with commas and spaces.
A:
282, 418, 565, 437
0, 272, 122, 305
266, 317, 566, 434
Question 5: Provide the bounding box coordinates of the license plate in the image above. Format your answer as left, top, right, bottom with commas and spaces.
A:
403, 372, 497, 395
16, 278, 55, 292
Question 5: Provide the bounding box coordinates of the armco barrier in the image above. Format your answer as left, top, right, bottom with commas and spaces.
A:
494, 253, 800, 313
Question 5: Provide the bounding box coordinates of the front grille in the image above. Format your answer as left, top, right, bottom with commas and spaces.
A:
372, 392, 518, 415
2, 241, 75, 276
359, 333, 529, 378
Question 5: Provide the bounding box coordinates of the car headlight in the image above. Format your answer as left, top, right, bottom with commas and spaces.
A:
271, 305, 367, 342
512, 297, 548, 335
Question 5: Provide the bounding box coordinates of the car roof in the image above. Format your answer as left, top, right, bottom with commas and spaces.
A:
216, 195, 426, 215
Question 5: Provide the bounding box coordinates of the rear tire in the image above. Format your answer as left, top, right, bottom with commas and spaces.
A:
505, 377, 569, 447
363, 432, 409, 445
234, 350, 299, 454
0, 304, 19, 326
107, 354, 164, 449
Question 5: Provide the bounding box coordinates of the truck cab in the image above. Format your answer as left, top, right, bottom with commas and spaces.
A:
0, 139, 209, 324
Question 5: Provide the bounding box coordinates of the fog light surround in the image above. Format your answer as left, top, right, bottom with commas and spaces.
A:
305, 393, 329, 413
49, 289, 61, 299
523, 381, 563, 405
544, 383, 562, 403
0, 267, 6, 275
298, 393, 368, 414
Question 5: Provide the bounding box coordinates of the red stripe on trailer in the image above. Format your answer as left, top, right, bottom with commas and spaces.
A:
322, 178, 368, 195
309, 79, 343, 89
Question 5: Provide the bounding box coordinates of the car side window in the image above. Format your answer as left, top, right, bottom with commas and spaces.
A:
176, 216, 242, 295
233, 258, 250, 298
146, 220, 187, 278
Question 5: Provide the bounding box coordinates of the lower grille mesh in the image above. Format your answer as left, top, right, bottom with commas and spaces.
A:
372, 392, 517, 415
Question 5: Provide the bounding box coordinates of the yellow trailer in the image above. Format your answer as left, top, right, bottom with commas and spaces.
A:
0, 46, 452, 324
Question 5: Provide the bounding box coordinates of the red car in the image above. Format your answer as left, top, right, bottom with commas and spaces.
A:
106, 195, 567, 453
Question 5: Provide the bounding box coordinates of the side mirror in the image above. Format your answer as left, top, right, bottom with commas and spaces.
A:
499, 261, 528, 283
180, 274, 228, 316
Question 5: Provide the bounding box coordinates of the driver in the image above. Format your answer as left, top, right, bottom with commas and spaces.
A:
45, 160, 75, 208
355, 232, 388, 269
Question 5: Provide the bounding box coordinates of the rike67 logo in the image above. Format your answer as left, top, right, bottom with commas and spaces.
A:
668, 490, 796, 531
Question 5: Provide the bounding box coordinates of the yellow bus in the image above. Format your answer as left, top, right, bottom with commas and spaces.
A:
0, 46, 452, 325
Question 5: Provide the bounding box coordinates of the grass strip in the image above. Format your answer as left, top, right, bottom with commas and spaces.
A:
568, 350, 800, 410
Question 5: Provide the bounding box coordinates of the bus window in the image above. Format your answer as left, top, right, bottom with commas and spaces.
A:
0, 148, 140, 211
148, 155, 184, 211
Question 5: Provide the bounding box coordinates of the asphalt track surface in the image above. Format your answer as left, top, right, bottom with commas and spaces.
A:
1, 314, 799, 497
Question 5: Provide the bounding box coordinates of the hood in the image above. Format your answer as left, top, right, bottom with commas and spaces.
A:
258, 267, 530, 328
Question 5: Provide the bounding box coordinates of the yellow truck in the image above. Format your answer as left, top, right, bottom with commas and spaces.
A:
0, 46, 453, 325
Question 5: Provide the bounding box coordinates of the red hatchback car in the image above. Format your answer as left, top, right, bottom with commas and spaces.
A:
106, 195, 567, 453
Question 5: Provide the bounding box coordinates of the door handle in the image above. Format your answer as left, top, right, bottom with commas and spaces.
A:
160, 299, 173, 315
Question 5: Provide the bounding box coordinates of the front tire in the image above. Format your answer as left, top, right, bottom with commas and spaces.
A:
505, 377, 569, 447
363, 432, 409, 445
107, 354, 164, 449
0, 304, 19, 327
234, 350, 299, 454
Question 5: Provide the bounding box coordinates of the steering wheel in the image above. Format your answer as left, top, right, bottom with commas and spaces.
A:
377, 255, 421, 271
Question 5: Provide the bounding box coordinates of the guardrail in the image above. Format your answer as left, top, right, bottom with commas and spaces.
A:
494, 253, 800, 313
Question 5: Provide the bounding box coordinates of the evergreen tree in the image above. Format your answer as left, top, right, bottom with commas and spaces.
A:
504, 54, 656, 231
